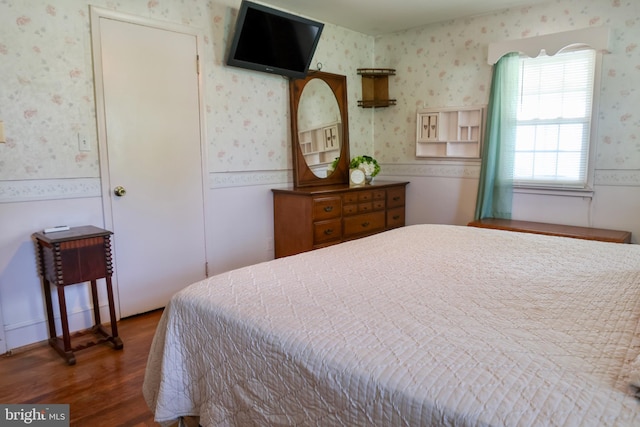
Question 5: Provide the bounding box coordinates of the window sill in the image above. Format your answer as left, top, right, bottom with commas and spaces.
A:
513, 186, 594, 198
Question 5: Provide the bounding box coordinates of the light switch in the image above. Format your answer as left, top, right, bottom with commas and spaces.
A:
0, 121, 5, 143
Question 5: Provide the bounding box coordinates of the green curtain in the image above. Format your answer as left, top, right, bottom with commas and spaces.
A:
474, 52, 519, 220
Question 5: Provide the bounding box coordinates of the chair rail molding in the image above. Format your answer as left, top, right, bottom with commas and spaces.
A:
0, 178, 101, 203
209, 170, 291, 189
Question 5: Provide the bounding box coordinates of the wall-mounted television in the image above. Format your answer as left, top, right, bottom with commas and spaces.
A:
226, 1, 324, 80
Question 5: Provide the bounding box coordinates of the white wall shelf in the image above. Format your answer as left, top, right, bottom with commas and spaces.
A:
416, 106, 485, 159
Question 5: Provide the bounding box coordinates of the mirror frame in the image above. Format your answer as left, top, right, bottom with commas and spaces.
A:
290, 71, 350, 187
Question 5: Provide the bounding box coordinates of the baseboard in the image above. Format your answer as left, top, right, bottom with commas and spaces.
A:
3, 304, 116, 353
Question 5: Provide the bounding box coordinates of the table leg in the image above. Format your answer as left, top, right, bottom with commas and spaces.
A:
105, 275, 123, 349
56, 285, 76, 365
90, 279, 102, 326
42, 279, 57, 341
57, 285, 71, 351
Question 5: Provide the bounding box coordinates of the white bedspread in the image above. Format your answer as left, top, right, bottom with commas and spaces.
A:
143, 224, 640, 426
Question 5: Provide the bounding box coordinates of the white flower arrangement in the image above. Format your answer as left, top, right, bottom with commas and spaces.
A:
349, 155, 380, 177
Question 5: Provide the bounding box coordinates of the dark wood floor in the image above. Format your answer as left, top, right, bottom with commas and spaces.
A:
0, 309, 164, 427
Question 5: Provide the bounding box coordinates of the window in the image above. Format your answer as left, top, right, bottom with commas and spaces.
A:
513, 49, 596, 188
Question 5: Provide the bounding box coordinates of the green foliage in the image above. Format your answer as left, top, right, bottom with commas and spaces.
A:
330, 157, 340, 170
349, 155, 380, 177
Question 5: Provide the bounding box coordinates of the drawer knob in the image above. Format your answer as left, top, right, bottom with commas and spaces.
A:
324, 206, 333, 212
324, 229, 334, 235
361, 222, 370, 228
393, 215, 400, 220
393, 196, 400, 201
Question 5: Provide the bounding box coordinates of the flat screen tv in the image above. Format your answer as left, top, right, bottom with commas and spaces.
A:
226, 1, 324, 80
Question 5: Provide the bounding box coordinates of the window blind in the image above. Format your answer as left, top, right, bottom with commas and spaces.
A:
514, 49, 596, 187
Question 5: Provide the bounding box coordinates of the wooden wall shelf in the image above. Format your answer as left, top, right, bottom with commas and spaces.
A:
357, 68, 396, 108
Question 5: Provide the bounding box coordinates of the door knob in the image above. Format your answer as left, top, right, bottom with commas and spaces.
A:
114, 186, 126, 197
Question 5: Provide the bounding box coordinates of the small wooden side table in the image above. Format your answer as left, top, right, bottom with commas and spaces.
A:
33, 225, 123, 365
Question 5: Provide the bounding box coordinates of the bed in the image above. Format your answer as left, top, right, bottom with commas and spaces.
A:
143, 224, 640, 426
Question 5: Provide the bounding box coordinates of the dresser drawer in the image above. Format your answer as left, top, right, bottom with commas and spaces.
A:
343, 204, 358, 215
373, 199, 385, 210
343, 193, 358, 204
358, 202, 373, 213
372, 190, 385, 201
343, 211, 385, 237
387, 187, 406, 208
313, 196, 341, 220
387, 207, 405, 229
358, 191, 373, 202
313, 219, 342, 244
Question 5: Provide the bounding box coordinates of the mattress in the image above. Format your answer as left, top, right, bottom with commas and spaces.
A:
143, 224, 640, 426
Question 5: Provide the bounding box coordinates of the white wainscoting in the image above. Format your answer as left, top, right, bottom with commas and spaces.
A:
0, 194, 106, 350
2, 167, 640, 350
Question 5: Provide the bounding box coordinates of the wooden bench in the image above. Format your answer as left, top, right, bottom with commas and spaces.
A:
467, 218, 631, 244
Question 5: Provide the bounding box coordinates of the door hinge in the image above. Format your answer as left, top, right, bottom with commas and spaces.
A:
196, 55, 200, 75
205, 261, 209, 277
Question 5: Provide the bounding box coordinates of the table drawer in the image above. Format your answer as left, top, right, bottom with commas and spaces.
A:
387, 207, 405, 229
313, 219, 342, 244
387, 187, 406, 208
343, 211, 385, 237
313, 196, 341, 220
43, 238, 108, 285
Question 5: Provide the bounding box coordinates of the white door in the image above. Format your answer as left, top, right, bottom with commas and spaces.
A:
92, 9, 208, 317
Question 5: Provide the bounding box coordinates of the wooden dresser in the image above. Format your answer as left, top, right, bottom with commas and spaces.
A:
273, 181, 409, 258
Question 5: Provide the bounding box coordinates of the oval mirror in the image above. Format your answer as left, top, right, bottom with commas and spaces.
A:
290, 71, 350, 187
297, 79, 342, 178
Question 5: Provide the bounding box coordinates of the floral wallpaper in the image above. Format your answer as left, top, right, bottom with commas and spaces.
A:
1, 0, 638, 186
0, 0, 373, 182
373, 0, 640, 172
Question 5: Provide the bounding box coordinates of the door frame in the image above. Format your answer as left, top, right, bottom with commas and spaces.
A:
0, 302, 6, 354
89, 6, 210, 318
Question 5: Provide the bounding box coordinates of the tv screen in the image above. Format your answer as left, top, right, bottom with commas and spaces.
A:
226, 1, 324, 79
